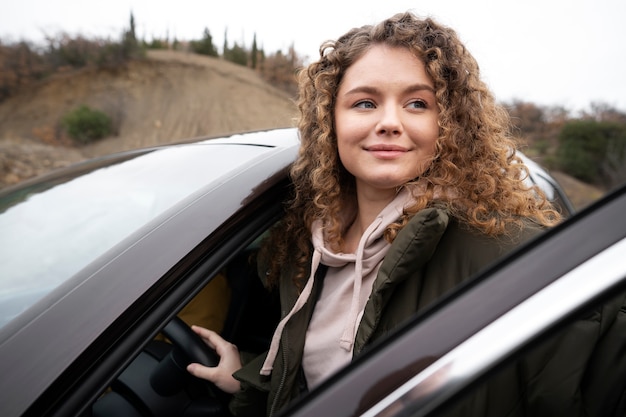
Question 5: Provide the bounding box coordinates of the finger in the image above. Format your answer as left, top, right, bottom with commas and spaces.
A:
190, 325, 220, 350
191, 325, 236, 357
187, 362, 216, 380
187, 363, 242, 394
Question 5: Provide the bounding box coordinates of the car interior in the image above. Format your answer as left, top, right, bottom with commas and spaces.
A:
89, 237, 281, 417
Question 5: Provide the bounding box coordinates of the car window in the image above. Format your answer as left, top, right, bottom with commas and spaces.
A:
162, 232, 279, 355
360, 235, 626, 417
428, 287, 626, 417
0, 144, 275, 329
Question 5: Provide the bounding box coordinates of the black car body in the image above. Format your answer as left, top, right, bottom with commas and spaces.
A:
2, 128, 623, 417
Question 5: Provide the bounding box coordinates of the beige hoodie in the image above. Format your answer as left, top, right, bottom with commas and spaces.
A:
260, 189, 413, 387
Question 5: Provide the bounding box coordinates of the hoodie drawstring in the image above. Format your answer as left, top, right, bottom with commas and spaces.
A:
339, 216, 382, 351
260, 248, 322, 375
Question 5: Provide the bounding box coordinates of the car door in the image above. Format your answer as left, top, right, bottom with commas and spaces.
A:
283, 184, 626, 417
12, 177, 289, 417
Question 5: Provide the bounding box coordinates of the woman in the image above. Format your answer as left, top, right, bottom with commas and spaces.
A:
185, 12, 607, 416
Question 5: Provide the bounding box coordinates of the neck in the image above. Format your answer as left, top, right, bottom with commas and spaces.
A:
342, 186, 397, 253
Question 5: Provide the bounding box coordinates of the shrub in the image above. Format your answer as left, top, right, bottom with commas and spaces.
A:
61, 105, 112, 144
556, 120, 626, 187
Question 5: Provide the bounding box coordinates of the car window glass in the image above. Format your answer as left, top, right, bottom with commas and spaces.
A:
0, 144, 274, 329
424, 288, 626, 417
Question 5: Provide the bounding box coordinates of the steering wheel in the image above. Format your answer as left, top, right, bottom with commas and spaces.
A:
93, 316, 227, 417
151, 316, 220, 395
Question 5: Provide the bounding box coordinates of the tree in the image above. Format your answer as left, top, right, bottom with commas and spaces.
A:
0, 41, 46, 102
129, 12, 137, 41
121, 12, 142, 59
251, 33, 258, 69
221, 29, 247, 65
223, 29, 229, 57
190, 28, 218, 57
227, 42, 248, 66
504, 100, 569, 162
583, 101, 626, 124
258, 46, 302, 97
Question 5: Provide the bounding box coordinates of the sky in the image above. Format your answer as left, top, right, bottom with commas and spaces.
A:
2, 0, 625, 113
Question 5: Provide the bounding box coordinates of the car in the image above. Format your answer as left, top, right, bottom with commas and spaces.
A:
1, 127, 621, 417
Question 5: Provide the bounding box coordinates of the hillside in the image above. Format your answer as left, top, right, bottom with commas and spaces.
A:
0, 50, 297, 187
0, 50, 604, 210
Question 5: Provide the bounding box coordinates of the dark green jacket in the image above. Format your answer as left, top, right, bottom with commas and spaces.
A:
230, 208, 626, 416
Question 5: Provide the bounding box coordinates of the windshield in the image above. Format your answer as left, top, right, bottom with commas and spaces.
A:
0, 143, 272, 328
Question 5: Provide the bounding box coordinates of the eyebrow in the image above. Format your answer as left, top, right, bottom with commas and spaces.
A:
342, 83, 435, 96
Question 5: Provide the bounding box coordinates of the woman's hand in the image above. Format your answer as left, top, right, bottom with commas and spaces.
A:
186, 325, 242, 394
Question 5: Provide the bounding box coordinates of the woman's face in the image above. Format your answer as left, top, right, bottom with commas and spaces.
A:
334, 44, 439, 200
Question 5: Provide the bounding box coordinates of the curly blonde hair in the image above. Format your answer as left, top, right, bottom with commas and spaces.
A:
262, 12, 561, 288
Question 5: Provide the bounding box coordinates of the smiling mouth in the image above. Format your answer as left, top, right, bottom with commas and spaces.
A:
365, 145, 408, 159
366, 144, 408, 152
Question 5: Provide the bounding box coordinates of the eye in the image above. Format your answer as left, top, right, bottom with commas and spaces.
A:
407, 99, 428, 109
354, 100, 376, 109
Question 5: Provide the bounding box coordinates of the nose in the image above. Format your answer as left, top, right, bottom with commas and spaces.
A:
376, 105, 402, 136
